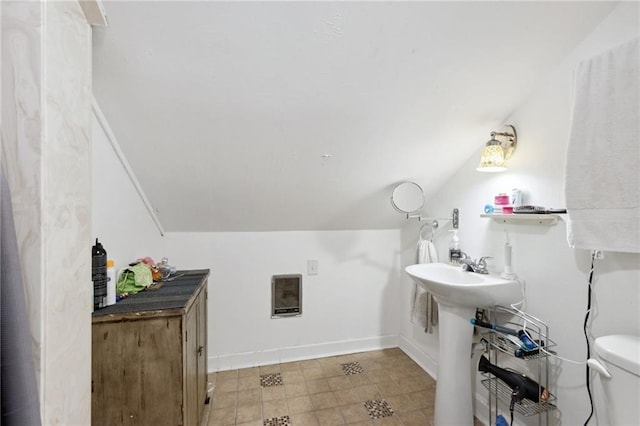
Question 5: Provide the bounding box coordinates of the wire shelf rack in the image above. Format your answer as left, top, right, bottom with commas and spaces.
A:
481, 377, 557, 416
490, 333, 557, 360
481, 305, 556, 425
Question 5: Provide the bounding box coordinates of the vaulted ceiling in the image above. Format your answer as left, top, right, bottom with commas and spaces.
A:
92, 1, 617, 232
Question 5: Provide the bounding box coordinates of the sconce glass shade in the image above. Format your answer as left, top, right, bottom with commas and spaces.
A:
476, 124, 517, 172
477, 139, 506, 172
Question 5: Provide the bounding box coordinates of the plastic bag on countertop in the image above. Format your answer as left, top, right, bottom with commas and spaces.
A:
116, 262, 153, 295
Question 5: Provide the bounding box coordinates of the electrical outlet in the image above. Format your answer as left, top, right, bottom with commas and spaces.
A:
307, 260, 318, 275
592, 250, 604, 260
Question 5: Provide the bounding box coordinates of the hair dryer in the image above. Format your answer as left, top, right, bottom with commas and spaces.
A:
479, 355, 549, 406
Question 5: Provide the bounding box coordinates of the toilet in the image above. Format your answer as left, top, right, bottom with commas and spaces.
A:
593, 334, 640, 425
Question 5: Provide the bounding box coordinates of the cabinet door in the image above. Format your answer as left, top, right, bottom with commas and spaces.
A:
184, 302, 199, 425
92, 317, 183, 426
197, 287, 208, 412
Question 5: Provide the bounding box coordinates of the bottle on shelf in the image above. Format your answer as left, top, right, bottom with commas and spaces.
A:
91, 238, 107, 310
106, 259, 116, 306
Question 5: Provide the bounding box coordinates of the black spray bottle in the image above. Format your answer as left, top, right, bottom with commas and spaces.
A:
92, 238, 108, 310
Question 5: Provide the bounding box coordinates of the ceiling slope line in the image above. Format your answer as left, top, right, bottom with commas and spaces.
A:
92, 96, 165, 236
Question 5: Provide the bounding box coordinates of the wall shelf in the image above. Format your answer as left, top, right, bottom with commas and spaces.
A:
480, 214, 560, 225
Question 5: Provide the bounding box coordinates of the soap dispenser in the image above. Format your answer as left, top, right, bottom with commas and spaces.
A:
449, 230, 462, 264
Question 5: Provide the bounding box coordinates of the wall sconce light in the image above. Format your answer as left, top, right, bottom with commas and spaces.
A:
477, 124, 518, 172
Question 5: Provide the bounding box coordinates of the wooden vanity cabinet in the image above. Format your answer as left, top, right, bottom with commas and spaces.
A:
92, 270, 209, 426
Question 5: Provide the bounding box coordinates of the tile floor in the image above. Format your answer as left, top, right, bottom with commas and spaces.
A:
203, 348, 483, 426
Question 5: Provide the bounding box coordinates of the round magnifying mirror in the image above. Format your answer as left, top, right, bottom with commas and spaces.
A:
390, 181, 425, 214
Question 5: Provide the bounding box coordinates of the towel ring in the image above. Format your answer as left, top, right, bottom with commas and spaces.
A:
420, 220, 439, 242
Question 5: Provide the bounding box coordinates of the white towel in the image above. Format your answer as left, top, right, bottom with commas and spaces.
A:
417, 239, 438, 264
411, 240, 439, 332
565, 37, 640, 253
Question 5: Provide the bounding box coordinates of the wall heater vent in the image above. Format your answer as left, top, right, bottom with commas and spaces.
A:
271, 274, 302, 318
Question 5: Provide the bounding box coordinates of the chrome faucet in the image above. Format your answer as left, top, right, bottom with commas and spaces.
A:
460, 256, 492, 274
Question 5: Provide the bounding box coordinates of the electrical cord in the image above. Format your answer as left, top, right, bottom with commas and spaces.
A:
509, 393, 516, 425
583, 251, 596, 426
509, 387, 524, 425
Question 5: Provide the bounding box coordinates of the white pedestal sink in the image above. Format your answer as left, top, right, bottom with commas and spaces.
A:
405, 263, 520, 426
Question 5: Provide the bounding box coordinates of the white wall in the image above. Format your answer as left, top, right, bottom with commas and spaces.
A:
164, 230, 402, 371
91, 104, 166, 270
92, 97, 403, 373
399, 3, 640, 425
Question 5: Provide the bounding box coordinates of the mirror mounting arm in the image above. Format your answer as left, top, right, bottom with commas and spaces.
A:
404, 209, 459, 228
390, 181, 459, 230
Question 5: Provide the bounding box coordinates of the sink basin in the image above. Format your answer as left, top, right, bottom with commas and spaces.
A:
405, 262, 521, 308
405, 263, 520, 425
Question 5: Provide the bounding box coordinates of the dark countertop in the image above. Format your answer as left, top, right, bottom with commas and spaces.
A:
92, 269, 209, 318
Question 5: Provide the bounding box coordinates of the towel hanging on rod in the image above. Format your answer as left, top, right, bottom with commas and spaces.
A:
565, 37, 639, 252
412, 237, 439, 333
414, 220, 440, 333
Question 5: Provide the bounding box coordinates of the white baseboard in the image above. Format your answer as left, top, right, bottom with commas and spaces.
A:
398, 336, 499, 426
208, 334, 400, 372
397, 335, 438, 379
474, 390, 491, 426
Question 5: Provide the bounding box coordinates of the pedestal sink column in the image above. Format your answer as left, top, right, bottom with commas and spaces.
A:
434, 304, 476, 426
404, 263, 521, 425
